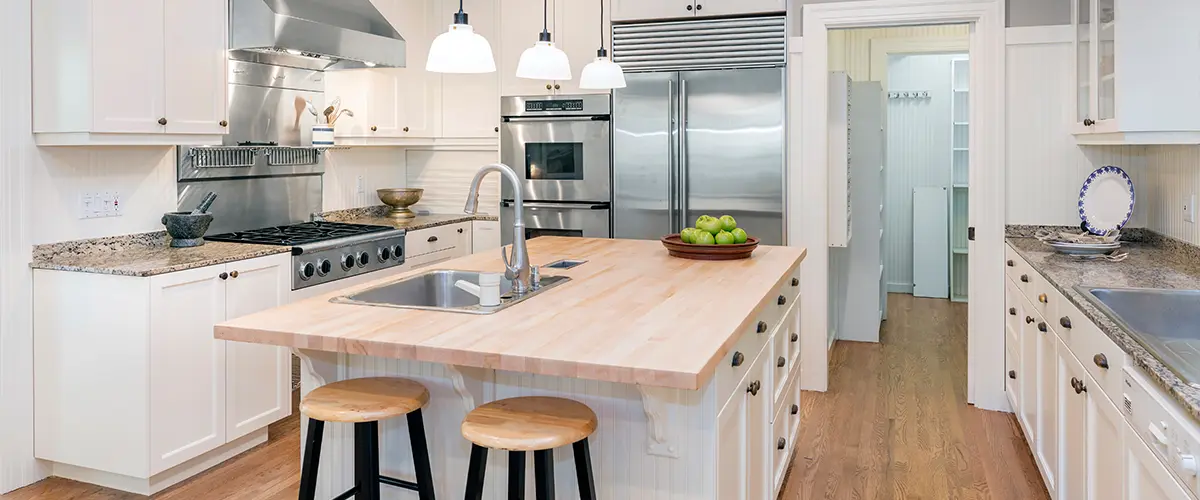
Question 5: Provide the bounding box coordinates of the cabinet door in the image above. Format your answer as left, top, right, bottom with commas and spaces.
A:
376, 0, 438, 137
746, 350, 770, 500
716, 381, 748, 500
1057, 341, 1088, 500
164, 0, 227, 135
441, 0, 501, 138
1095, 0, 1115, 123
148, 264, 227, 474
716, 350, 769, 500
91, 0, 165, 133
1126, 423, 1193, 500
611, 0, 694, 22
1085, 374, 1124, 500
1035, 311, 1058, 496
473, 220, 502, 253
326, 71, 370, 137
698, 0, 784, 17
225, 256, 292, 441
499, 0, 557, 97
555, 0, 609, 96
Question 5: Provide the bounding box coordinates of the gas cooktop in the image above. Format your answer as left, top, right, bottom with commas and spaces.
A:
205, 221, 393, 246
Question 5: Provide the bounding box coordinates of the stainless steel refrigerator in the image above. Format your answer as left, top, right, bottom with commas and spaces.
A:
612, 68, 785, 244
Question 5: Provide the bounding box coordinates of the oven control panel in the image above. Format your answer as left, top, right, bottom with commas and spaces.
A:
1124, 366, 1200, 497
524, 99, 584, 112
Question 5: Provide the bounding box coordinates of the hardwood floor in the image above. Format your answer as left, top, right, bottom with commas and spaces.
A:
780, 293, 1049, 500
6, 294, 1047, 500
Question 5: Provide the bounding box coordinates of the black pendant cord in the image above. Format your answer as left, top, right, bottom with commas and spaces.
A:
539, 0, 552, 42
596, 0, 607, 57
453, 0, 467, 25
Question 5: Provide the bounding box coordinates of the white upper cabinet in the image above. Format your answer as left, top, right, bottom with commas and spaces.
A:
555, 0, 608, 96
1072, 0, 1200, 144
612, 0, 783, 22
498, 0, 611, 96
441, 0, 501, 137
33, 0, 227, 146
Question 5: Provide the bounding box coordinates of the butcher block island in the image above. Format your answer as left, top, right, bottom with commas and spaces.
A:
216, 237, 807, 499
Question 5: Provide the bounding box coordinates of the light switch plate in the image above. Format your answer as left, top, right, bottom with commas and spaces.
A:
1186, 193, 1196, 224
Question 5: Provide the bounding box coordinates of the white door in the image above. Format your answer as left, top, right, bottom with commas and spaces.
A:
610, 0, 694, 21
699, 0, 784, 17
1058, 339, 1088, 500
1126, 423, 1193, 500
163, 0, 227, 135
1035, 312, 1058, 497
91, 0, 165, 133
911, 186, 949, 298
555, 0, 609, 96
366, 70, 404, 137
499, 0, 557, 97
376, 0, 438, 137
716, 385, 748, 500
225, 255, 292, 441
148, 264, 227, 474
440, 0, 501, 138
1085, 375, 1124, 500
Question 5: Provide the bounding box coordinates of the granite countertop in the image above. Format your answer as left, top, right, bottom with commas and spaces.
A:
30, 231, 291, 277
1006, 236, 1200, 421
319, 205, 499, 230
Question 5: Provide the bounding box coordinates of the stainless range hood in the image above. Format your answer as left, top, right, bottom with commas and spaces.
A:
230, 0, 406, 70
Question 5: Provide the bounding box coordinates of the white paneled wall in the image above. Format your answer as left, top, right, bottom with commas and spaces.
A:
883, 53, 960, 292
1135, 146, 1200, 243
322, 149, 408, 211
828, 25, 969, 81
405, 150, 501, 215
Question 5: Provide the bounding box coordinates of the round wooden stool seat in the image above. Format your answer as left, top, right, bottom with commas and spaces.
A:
300, 377, 429, 423
461, 396, 597, 451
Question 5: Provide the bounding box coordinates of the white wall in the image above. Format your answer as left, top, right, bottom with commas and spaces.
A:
1132, 146, 1200, 243
405, 150, 501, 216
883, 53, 961, 292
323, 149, 409, 212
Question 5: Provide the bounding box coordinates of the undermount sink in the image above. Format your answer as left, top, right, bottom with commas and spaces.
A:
1077, 286, 1200, 388
332, 270, 570, 315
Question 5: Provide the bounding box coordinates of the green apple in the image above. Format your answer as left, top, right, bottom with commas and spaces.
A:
695, 215, 723, 235
719, 215, 737, 231
693, 231, 716, 245
731, 228, 748, 244
715, 230, 736, 245
680, 227, 696, 244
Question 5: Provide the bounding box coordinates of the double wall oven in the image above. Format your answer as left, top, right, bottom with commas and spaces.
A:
500, 95, 612, 245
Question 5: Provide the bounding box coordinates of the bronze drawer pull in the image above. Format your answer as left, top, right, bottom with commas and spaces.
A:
1025, 316, 1035, 324
790, 332, 798, 342
1038, 293, 1048, 303
731, 352, 744, 367
1007, 259, 1014, 267
1037, 322, 1048, 333
777, 356, 785, 368
428, 236, 438, 242
777, 438, 786, 450
1009, 307, 1016, 316
370, 125, 378, 132
791, 277, 799, 287
1094, 353, 1109, 369
778, 295, 786, 305
1060, 317, 1072, 329
1020, 274, 1030, 283
219, 272, 228, 280
791, 404, 799, 415
757, 321, 767, 333
230, 270, 239, 279
1009, 370, 1016, 380
747, 380, 760, 396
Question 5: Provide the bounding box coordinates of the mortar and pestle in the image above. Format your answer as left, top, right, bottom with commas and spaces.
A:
162, 192, 217, 248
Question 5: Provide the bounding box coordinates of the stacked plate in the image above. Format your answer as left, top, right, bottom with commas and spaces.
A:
1044, 241, 1122, 256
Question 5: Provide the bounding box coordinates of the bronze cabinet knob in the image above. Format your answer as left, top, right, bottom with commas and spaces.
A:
1009, 370, 1016, 379
791, 277, 799, 286
777, 356, 785, 368
553, 84, 561, 90
457, 228, 464, 234
731, 351, 744, 367
219, 272, 228, 280
1094, 353, 1109, 369
777, 438, 786, 450
403, 126, 410, 132
428, 236, 438, 242
1037, 322, 1048, 333
158, 117, 167, 125
1007, 259, 1014, 267
791, 404, 799, 415
686, 3, 692, 10
790, 332, 798, 342
1083, 118, 1095, 126
1060, 317, 1073, 329
695, 3, 702, 10
370, 125, 378, 132
495, 126, 500, 132
1038, 293, 1048, 303
1020, 274, 1030, 283
1025, 316, 1035, 324
230, 270, 239, 279
219, 120, 228, 127
546, 83, 553, 90
757, 321, 768, 333
1009, 307, 1016, 316
778, 295, 786, 305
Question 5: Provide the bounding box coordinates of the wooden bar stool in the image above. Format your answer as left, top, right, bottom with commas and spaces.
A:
460, 396, 598, 500
298, 377, 437, 500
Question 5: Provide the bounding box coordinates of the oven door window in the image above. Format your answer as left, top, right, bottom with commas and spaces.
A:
525, 228, 583, 239
526, 143, 584, 180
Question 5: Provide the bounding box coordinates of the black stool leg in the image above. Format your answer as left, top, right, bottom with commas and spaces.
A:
571, 439, 597, 500
355, 422, 382, 500
533, 450, 554, 500
299, 419, 325, 500
507, 451, 526, 500
464, 444, 488, 500
406, 410, 437, 500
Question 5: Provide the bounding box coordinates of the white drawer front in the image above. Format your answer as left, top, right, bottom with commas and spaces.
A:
771, 300, 799, 416
406, 223, 469, 265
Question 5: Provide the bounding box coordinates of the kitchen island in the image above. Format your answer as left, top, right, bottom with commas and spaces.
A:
216, 237, 806, 499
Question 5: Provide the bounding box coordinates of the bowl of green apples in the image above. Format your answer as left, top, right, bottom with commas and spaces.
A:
661, 215, 759, 260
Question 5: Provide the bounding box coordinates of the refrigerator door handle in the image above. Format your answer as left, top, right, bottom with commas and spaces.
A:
679, 78, 689, 226
667, 79, 677, 233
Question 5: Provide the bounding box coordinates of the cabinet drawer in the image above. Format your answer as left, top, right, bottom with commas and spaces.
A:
1068, 312, 1126, 405
1004, 245, 1026, 282
771, 398, 790, 491
406, 223, 468, 264
774, 268, 801, 316
771, 300, 799, 414
1006, 280, 1022, 349
1006, 341, 1020, 410
1028, 275, 1056, 323
716, 306, 780, 409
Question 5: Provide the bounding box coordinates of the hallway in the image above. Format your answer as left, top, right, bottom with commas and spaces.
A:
781, 294, 1049, 500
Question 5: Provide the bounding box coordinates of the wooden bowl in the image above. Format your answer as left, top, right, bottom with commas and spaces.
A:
660, 234, 760, 261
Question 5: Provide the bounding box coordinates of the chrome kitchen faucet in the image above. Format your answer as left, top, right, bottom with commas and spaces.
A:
464, 163, 532, 295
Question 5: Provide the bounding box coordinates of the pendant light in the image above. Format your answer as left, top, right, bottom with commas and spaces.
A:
579, 0, 626, 89
426, 0, 496, 74
516, 0, 571, 81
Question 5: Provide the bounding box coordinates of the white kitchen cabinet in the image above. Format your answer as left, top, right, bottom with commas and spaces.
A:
440, 0, 501, 138
1058, 337, 1089, 500
716, 347, 770, 500
1034, 311, 1059, 496
33, 253, 291, 495
698, 0, 785, 18
1126, 422, 1194, 500
1086, 373, 1125, 500
611, 0, 783, 22
1071, 0, 1200, 144
553, 0, 607, 96
407, 222, 473, 268
498, 0, 610, 97
472, 220, 503, 254
33, 0, 227, 145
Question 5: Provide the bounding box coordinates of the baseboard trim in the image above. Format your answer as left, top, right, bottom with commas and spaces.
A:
50, 427, 268, 495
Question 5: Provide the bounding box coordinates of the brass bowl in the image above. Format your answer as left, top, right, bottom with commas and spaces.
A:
377, 188, 424, 219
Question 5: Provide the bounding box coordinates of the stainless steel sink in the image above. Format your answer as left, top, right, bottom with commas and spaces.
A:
1077, 286, 1200, 388
332, 270, 570, 315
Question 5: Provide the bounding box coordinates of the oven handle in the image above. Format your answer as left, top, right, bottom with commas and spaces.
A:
501, 201, 610, 210
502, 116, 610, 123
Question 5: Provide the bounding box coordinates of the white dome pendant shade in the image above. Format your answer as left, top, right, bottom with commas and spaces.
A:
426, 4, 496, 74
577, 0, 625, 89
515, 0, 571, 81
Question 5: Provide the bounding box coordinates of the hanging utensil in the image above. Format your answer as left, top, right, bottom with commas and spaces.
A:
304, 99, 318, 117
323, 106, 335, 124
330, 109, 354, 126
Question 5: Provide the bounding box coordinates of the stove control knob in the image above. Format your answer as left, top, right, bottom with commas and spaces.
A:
392, 245, 404, 260
1181, 455, 1197, 476
341, 254, 356, 271
317, 259, 332, 276
298, 262, 316, 281
378, 246, 391, 261
357, 252, 370, 267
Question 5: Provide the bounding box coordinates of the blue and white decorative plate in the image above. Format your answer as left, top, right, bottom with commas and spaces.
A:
1078, 165, 1135, 235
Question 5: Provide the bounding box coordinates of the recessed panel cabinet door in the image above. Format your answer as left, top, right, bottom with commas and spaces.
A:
148, 264, 227, 475
716, 381, 748, 500
91, 0, 165, 133
1057, 340, 1088, 500
1126, 422, 1193, 500
441, 0, 500, 138
1035, 312, 1058, 496
164, 0, 227, 135
717, 350, 769, 500
697, 0, 784, 17
555, 0, 608, 95
225, 255, 291, 441
611, 0, 694, 22
499, 0, 557, 96
1085, 375, 1124, 500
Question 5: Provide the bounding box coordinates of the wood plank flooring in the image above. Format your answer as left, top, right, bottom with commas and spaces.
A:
5, 294, 1047, 500
780, 294, 1049, 500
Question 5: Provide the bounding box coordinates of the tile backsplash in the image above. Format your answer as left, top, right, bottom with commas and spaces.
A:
405, 150, 500, 215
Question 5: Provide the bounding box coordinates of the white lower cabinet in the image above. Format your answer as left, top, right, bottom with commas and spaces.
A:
1058, 335, 1089, 500
1126, 422, 1194, 500
716, 344, 769, 500
407, 222, 472, 268
1086, 373, 1125, 500
223, 256, 292, 441
472, 220, 502, 254
1035, 312, 1059, 496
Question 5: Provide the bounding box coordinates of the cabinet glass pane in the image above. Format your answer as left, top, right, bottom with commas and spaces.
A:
952, 60, 969, 91
953, 92, 969, 123
1098, 0, 1115, 120
951, 253, 968, 301
952, 188, 969, 250
953, 150, 969, 185
953, 123, 969, 149
1076, 0, 1090, 123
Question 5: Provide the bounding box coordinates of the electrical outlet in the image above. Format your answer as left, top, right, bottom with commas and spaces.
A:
79, 192, 98, 219
1186, 193, 1196, 224
79, 191, 121, 218
356, 175, 365, 195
